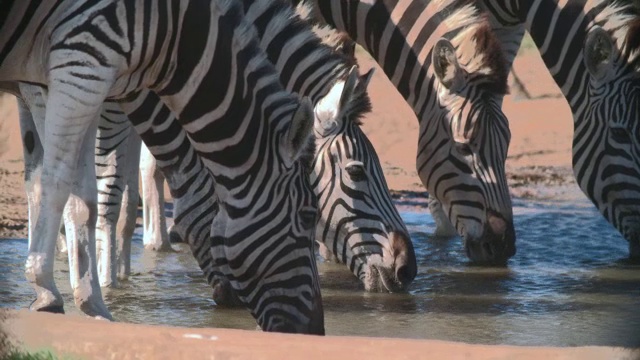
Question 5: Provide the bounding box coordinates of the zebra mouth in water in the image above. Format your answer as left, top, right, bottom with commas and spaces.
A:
463, 225, 516, 266
364, 262, 408, 293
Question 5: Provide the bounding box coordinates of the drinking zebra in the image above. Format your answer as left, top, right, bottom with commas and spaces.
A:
477, 0, 640, 257
0, 0, 324, 334
292, 0, 516, 264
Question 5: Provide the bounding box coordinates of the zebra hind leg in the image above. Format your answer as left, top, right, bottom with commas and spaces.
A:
24, 70, 113, 319
16, 97, 43, 253
62, 118, 112, 319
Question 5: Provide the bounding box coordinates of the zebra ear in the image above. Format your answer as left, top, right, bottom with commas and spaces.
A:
336, 40, 357, 58
285, 97, 315, 164
584, 26, 615, 82
358, 67, 375, 90
313, 66, 360, 137
432, 38, 464, 91
339, 65, 360, 111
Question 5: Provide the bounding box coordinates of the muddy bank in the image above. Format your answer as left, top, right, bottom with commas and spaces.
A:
1, 310, 636, 360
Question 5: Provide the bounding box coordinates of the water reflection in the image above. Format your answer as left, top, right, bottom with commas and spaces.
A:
1, 197, 639, 346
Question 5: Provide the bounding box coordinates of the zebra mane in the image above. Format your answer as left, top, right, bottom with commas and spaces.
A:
590, 0, 640, 71
440, 0, 509, 94
295, 0, 372, 126
627, 18, 640, 70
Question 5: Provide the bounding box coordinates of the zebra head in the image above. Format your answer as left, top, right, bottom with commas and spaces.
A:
423, 32, 515, 265
311, 66, 417, 292
578, 19, 640, 259
210, 97, 324, 335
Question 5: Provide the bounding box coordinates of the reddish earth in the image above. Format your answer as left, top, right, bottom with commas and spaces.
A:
2, 310, 635, 360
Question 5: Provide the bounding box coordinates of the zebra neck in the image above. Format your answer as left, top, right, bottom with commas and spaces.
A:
242, 0, 352, 106
314, 0, 480, 122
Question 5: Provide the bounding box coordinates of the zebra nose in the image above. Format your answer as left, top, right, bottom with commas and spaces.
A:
390, 231, 417, 288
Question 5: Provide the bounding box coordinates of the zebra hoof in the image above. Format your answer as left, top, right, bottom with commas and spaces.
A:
168, 226, 184, 243
31, 303, 65, 314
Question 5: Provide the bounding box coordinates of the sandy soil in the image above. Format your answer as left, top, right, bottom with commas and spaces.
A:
1, 310, 636, 360
0, 49, 577, 239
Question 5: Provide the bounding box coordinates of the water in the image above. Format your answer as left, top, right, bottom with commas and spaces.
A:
1, 197, 639, 347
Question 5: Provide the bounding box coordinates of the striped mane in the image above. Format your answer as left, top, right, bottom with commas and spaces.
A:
441, 0, 509, 94
627, 18, 640, 70
591, 0, 640, 71
295, 0, 373, 126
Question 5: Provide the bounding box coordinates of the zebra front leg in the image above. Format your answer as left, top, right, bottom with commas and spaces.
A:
95, 104, 143, 284
428, 194, 457, 237
140, 142, 172, 251
25, 71, 112, 319
95, 147, 124, 288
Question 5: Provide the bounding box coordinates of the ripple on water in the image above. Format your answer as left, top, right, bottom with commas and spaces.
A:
1, 197, 639, 346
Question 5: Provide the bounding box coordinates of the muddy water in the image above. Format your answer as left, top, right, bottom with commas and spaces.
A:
1, 198, 639, 347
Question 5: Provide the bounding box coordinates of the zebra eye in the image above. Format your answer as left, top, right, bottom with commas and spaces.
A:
345, 161, 367, 181
299, 207, 317, 230
610, 127, 631, 144
455, 142, 473, 157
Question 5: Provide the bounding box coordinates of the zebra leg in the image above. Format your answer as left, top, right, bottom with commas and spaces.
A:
16, 97, 44, 252
140, 142, 172, 251
95, 128, 125, 287
61, 119, 111, 318
115, 129, 142, 280
428, 194, 458, 238
18, 90, 69, 255
95, 104, 142, 285
24, 70, 112, 319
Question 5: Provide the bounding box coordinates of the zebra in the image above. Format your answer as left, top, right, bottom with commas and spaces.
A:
187, 0, 418, 293
292, 0, 516, 264
16, 0, 418, 294
0, 0, 324, 334
475, 0, 640, 258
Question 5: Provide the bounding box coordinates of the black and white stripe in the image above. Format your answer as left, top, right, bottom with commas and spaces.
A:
294, 0, 516, 264
0, 0, 323, 334
481, 0, 640, 258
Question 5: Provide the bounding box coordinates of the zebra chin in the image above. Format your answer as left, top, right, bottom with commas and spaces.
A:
463, 210, 516, 266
